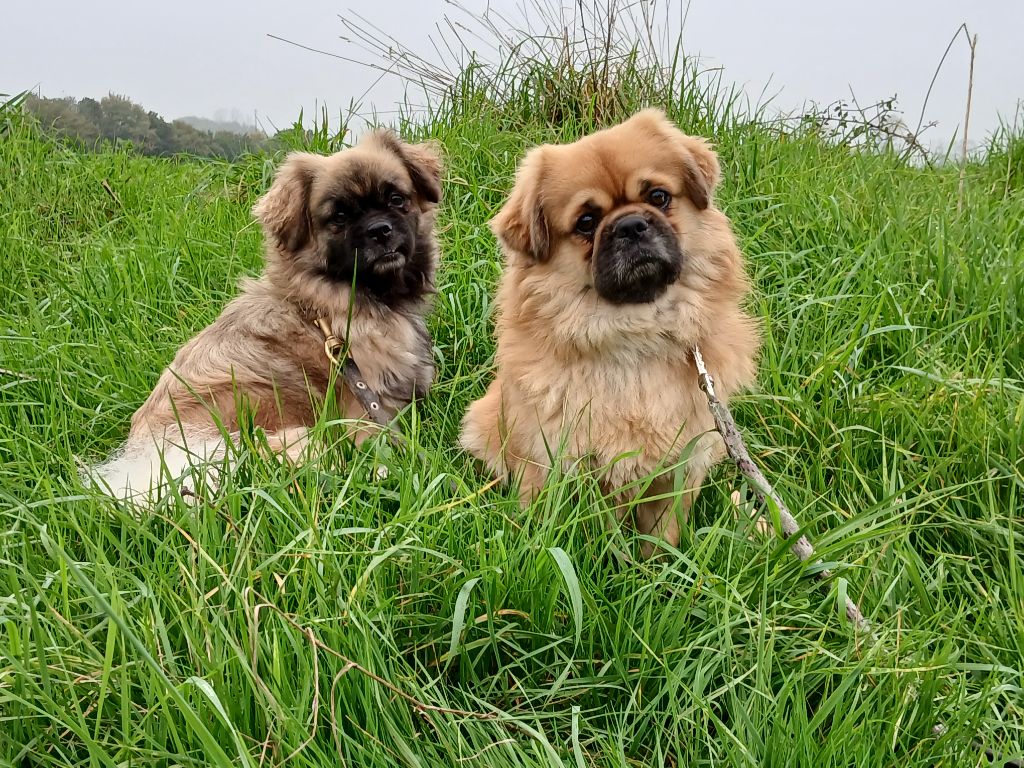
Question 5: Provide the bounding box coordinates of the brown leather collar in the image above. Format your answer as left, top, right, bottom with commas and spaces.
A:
313, 318, 392, 427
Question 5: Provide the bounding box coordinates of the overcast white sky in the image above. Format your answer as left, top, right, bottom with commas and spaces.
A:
4, 1, 1023, 149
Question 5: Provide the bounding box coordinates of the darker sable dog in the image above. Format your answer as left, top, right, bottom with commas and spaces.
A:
87, 130, 443, 500
288, 134, 439, 309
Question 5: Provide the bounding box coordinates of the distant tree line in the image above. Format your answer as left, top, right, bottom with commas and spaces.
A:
24, 93, 273, 159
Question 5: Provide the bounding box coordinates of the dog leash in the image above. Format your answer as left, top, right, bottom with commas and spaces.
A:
313, 317, 456, 490
313, 317, 392, 428
692, 344, 1022, 766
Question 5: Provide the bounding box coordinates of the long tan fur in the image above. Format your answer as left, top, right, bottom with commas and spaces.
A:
460, 109, 760, 554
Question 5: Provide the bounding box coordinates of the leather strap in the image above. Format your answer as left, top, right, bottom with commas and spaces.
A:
314, 318, 392, 427
312, 318, 457, 492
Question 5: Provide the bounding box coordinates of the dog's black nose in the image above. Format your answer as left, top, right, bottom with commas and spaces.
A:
366, 220, 393, 242
613, 214, 649, 241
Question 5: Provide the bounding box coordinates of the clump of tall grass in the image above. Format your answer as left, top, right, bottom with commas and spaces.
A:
338, 0, 746, 136
335, 0, 952, 159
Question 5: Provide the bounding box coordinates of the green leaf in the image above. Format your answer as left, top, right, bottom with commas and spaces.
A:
548, 547, 583, 648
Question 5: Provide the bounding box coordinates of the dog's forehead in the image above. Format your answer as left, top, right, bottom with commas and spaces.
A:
543, 125, 682, 209
311, 145, 413, 205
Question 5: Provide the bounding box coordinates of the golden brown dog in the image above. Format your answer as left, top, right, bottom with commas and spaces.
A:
88, 130, 443, 500
460, 109, 759, 553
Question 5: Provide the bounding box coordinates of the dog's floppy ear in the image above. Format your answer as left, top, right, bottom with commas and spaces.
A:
398, 139, 444, 205
491, 146, 549, 263
630, 108, 721, 211
365, 130, 444, 205
252, 152, 320, 253
676, 134, 721, 211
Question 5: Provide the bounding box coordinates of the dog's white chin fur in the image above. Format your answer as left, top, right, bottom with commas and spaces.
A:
81, 430, 229, 503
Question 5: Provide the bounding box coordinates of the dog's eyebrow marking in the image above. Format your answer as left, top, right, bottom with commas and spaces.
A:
312, 195, 347, 220
378, 179, 412, 198
631, 173, 677, 200
567, 194, 606, 218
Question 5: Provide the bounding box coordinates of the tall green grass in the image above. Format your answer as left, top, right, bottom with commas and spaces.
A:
1, 6, 1022, 765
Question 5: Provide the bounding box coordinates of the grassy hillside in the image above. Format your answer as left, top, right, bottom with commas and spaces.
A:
1, 44, 1022, 767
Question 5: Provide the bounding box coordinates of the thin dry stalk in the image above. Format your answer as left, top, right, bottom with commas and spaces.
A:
253, 591, 501, 721
691, 345, 874, 637
913, 23, 968, 141
693, 346, 1024, 764
957, 33, 978, 214
282, 627, 322, 762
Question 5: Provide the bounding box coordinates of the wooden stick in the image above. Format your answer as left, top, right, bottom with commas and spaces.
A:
692, 347, 1024, 761
691, 345, 873, 636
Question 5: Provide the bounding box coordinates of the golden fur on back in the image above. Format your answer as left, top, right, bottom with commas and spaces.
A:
460, 109, 760, 553
88, 130, 443, 500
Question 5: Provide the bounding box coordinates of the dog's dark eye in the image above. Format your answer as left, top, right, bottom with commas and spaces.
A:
333, 209, 348, 225
575, 212, 598, 236
388, 192, 407, 208
647, 188, 671, 209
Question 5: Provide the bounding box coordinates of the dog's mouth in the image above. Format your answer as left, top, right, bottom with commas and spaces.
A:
591, 213, 682, 304
370, 250, 407, 272
593, 246, 682, 304
625, 254, 664, 278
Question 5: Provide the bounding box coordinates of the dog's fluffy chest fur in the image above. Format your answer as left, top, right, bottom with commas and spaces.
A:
504, 335, 718, 481
333, 300, 435, 408
131, 277, 434, 437
461, 262, 757, 498
234, 278, 435, 413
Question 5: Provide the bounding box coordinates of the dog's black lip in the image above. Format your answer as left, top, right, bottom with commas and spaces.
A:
374, 249, 406, 264
592, 240, 681, 305
626, 257, 662, 275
